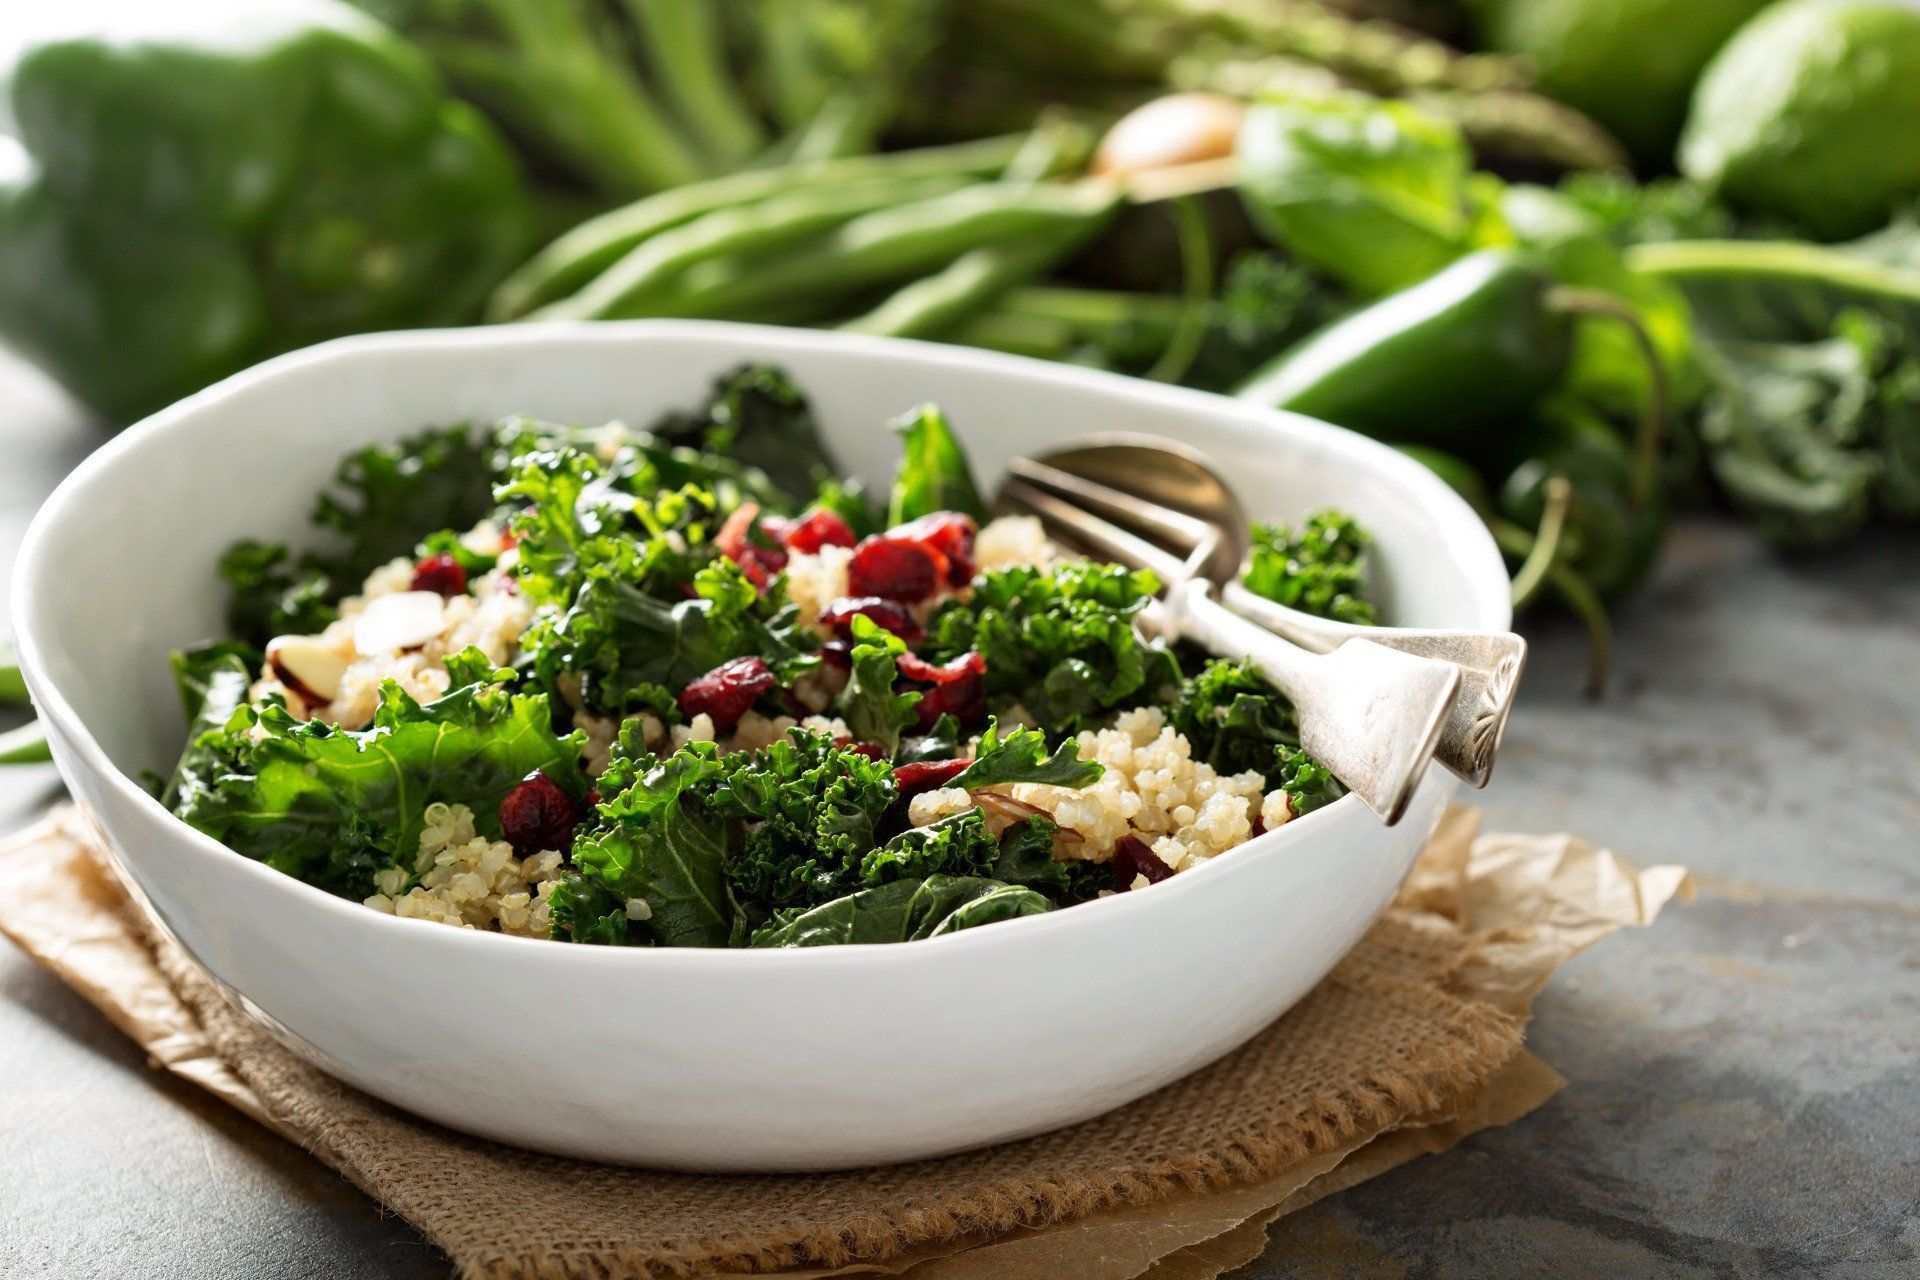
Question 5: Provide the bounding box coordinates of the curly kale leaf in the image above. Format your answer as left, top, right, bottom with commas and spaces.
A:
888, 402, 988, 525
547, 872, 638, 946
834, 615, 921, 757
571, 745, 737, 947
220, 425, 494, 645
162, 642, 256, 812
748, 874, 1052, 948
860, 808, 998, 885
720, 732, 898, 911
1274, 747, 1342, 819
951, 720, 1102, 790
1242, 511, 1378, 625
1168, 659, 1300, 782
924, 560, 1179, 736
989, 815, 1074, 897
1186, 253, 1347, 393
501, 446, 815, 714
172, 650, 585, 899
651, 364, 840, 507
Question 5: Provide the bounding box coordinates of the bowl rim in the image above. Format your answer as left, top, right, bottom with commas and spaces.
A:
13, 319, 1511, 972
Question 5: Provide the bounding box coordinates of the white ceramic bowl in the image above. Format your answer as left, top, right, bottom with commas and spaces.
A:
13, 322, 1510, 1171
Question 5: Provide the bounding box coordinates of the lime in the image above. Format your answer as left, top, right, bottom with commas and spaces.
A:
1680, 0, 1920, 239
1472, 0, 1771, 167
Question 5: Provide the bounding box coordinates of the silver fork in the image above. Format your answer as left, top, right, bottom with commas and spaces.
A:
1006, 450, 1527, 787
997, 476, 1460, 826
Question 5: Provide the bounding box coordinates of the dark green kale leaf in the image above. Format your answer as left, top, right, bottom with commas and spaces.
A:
571, 744, 736, 947
989, 815, 1074, 897
546, 872, 638, 946
1184, 252, 1347, 393
748, 874, 1052, 948
924, 560, 1180, 737
951, 721, 1103, 790
161, 642, 256, 811
651, 364, 841, 507
859, 808, 999, 885
173, 649, 585, 900
719, 731, 898, 912
220, 425, 494, 646
1168, 658, 1301, 783
834, 615, 921, 757
1274, 747, 1342, 819
888, 403, 989, 526
896, 713, 964, 764
1241, 511, 1378, 625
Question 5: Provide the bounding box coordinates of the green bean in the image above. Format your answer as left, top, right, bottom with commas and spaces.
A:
0, 720, 50, 765
0, 652, 25, 705
486, 133, 1038, 320
622, 181, 1123, 323
540, 173, 978, 322
621, 0, 765, 166
842, 239, 1087, 340
946, 309, 1084, 359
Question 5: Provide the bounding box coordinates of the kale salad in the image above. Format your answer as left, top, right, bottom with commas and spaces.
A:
162, 367, 1380, 948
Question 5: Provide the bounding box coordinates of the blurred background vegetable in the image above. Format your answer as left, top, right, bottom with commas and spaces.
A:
5, 0, 1920, 721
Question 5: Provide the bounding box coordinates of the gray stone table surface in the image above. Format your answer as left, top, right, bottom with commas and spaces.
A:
0, 350, 1913, 1279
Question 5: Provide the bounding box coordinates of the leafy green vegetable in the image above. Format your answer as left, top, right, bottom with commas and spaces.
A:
220, 425, 494, 646
161, 643, 256, 811
547, 872, 639, 946
1242, 511, 1378, 625
834, 615, 921, 757
176, 650, 585, 899
989, 815, 1074, 897
1168, 659, 1297, 778
924, 560, 1180, 737
652, 364, 842, 507
1275, 749, 1342, 817
859, 808, 999, 884
950, 721, 1102, 790
1236, 96, 1496, 298
720, 731, 897, 912
572, 744, 736, 947
748, 874, 1051, 947
888, 402, 989, 525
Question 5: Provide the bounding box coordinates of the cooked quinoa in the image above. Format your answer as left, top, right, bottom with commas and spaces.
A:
167, 365, 1370, 949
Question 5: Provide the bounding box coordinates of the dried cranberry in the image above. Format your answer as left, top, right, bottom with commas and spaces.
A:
1112, 834, 1174, 890
892, 758, 970, 798
816, 596, 923, 643
677, 655, 775, 732
717, 504, 787, 589
1249, 814, 1266, 838
898, 651, 987, 729
818, 638, 854, 670
409, 553, 467, 598
784, 507, 857, 554
499, 772, 583, 857
847, 536, 940, 602
892, 512, 977, 586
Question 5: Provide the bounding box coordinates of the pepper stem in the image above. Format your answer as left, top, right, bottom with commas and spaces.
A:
1508, 474, 1572, 610
1544, 286, 1669, 510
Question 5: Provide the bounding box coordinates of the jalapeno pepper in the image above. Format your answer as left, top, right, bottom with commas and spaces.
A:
1233, 249, 1574, 459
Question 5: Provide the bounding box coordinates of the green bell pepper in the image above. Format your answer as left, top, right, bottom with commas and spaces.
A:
0, 0, 532, 424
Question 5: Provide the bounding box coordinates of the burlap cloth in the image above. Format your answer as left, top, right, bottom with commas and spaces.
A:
0, 806, 1690, 1279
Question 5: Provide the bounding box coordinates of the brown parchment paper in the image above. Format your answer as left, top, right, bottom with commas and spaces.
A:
0, 806, 1687, 1279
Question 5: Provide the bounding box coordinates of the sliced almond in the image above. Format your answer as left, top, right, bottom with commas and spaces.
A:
266, 636, 350, 705
352, 590, 447, 654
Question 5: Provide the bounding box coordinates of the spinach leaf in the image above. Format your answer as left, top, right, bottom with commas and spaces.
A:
220, 425, 494, 646
174, 650, 585, 899
1236, 96, 1493, 298
748, 874, 1051, 947
1241, 511, 1378, 625
834, 614, 921, 757
951, 720, 1102, 790
888, 403, 988, 525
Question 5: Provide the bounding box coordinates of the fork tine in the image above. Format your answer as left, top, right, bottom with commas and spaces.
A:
999, 477, 1194, 585
1005, 457, 1219, 553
